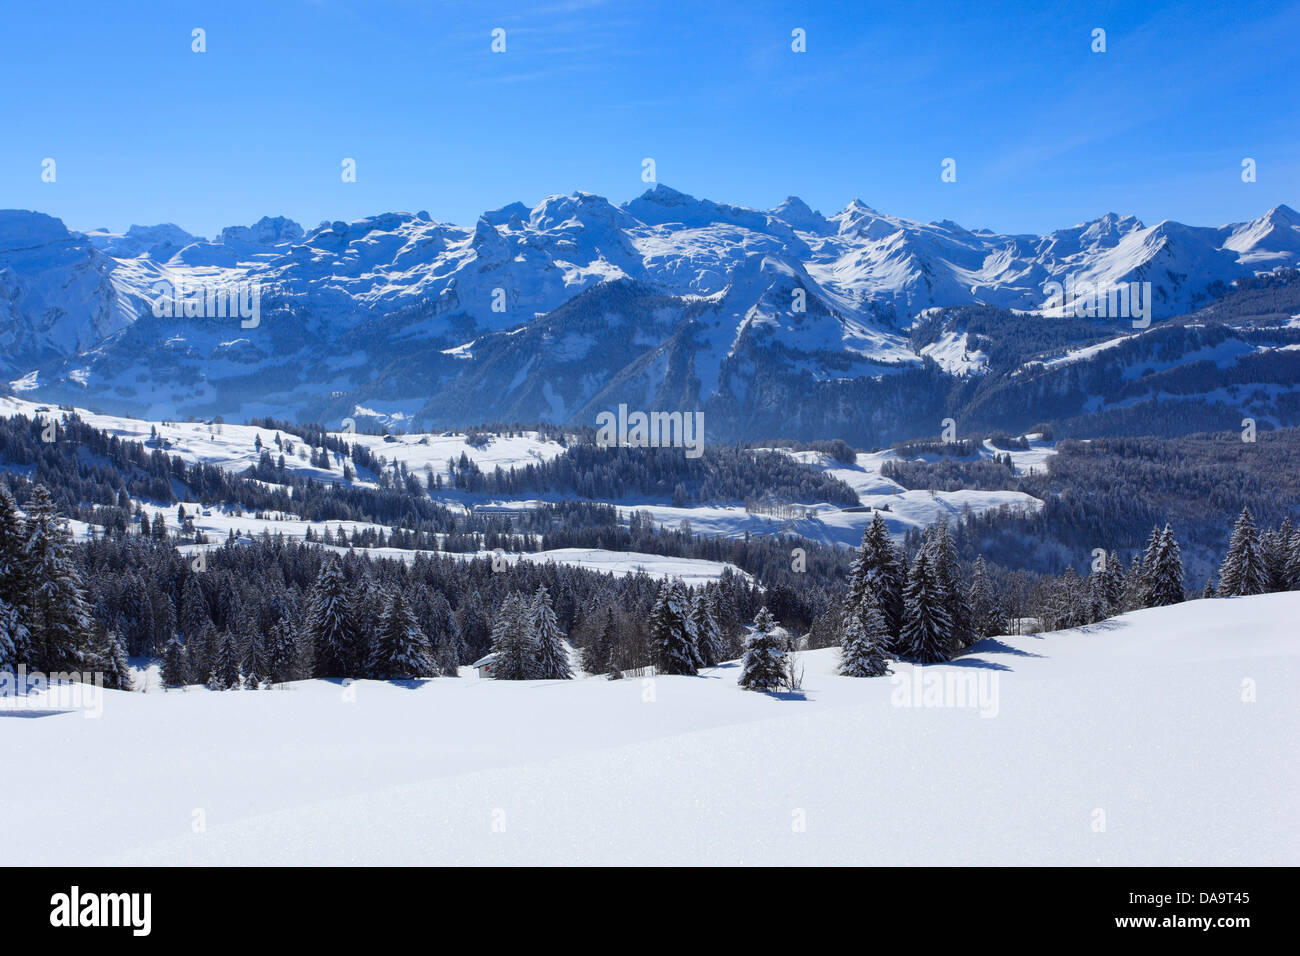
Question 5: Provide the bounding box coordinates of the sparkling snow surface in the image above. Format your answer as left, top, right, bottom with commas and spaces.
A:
4, 593, 1295, 865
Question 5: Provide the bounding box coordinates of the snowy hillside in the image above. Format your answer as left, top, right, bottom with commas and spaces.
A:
0, 395, 565, 485
0, 395, 1044, 550
5, 592, 1295, 865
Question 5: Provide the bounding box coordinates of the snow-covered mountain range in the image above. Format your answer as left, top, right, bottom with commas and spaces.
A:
3, 189, 1299, 441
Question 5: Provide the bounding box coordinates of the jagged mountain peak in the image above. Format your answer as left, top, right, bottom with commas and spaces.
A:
529, 191, 628, 231
0, 208, 75, 249
5, 195, 1298, 429
770, 196, 829, 232
1264, 203, 1299, 226
219, 215, 305, 246
622, 185, 768, 230
483, 201, 531, 227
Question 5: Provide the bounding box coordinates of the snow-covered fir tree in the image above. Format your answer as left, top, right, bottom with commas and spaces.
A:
899, 552, 955, 663
212, 632, 242, 690
738, 606, 786, 690
161, 635, 190, 688
433, 634, 460, 676
650, 578, 700, 676
304, 559, 358, 677
1259, 525, 1292, 593
1120, 553, 1147, 612
530, 585, 572, 680
846, 513, 905, 642
690, 591, 725, 666
1084, 569, 1111, 623
968, 556, 1007, 640
838, 594, 891, 677
1219, 507, 1268, 597
580, 604, 616, 676
0, 484, 30, 663
489, 592, 536, 680
98, 628, 133, 691
923, 520, 974, 647
1285, 522, 1300, 592
348, 577, 384, 671
177, 577, 209, 643
368, 590, 434, 679
266, 616, 299, 684
1143, 524, 1185, 607
23, 486, 96, 672
0, 596, 24, 670
192, 621, 220, 685
241, 626, 268, 689
414, 586, 461, 674
1273, 517, 1297, 591
1091, 550, 1125, 617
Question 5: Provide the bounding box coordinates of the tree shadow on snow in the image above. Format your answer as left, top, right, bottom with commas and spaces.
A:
1075, 619, 1128, 635
944, 657, 1014, 672
383, 678, 438, 690
754, 688, 809, 701
963, 637, 1046, 659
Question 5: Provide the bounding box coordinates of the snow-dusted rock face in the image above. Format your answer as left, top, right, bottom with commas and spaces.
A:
0, 211, 137, 373
2, 193, 1298, 436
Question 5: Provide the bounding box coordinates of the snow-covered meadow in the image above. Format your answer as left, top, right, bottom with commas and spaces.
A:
4, 592, 1294, 866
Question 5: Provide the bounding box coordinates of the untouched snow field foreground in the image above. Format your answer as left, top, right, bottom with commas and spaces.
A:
3, 593, 1296, 866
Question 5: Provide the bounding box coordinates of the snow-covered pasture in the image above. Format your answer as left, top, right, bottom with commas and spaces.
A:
3, 592, 1294, 865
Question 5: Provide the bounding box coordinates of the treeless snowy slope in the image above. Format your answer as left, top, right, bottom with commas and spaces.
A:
2, 593, 1295, 865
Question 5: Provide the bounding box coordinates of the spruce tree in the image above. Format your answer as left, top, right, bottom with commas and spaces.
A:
1275, 517, 1298, 591
212, 632, 242, 690
581, 605, 615, 675
1120, 553, 1146, 612
178, 576, 209, 639
0, 596, 24, 670
0, 484, 30, 660
968, 556, 1007, 640
1218, 507, 1268, 597
925, 521, 974, 647
1143, 525, 1185, 607
898, 552, 954, 663
99, 628, 134, 691
368, 590, 434, 679
242, 628, 268, 689
530, 585, 572, 680
838, 594, 890, 677
1260, 528, 1289, 593
489, 592, 536, 680
1286, 525, 1300, 592
348, 578, 383, 672
1084, 570, 1110, 623
266, 616, 299, 684
161, 636, 191, 688
192, 621, 220, 685
738, 607, 787, 690
846, 513, 905, 642
650, 579, 700, 676
690, 591, 725, 666
305, 559, 358, 677
433, 634, 460, 676
23, 486, 96, 672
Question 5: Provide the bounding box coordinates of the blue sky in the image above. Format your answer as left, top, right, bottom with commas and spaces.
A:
2, 0, 1296, 237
